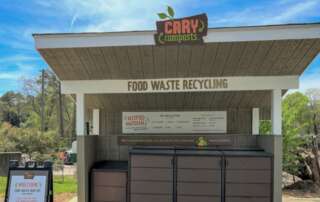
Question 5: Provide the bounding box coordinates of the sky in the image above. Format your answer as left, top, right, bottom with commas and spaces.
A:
0, 0, 319, 95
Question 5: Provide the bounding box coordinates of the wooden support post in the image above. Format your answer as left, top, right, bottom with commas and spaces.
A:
271, 89, 283, 202
271, 89, 282, 135
252, 108, 260, 135
76, 93, 85, 136
92, 109, 100, 135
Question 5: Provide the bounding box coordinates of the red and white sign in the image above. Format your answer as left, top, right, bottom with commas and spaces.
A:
122, 111, 227, 134
8, 175, 47, 202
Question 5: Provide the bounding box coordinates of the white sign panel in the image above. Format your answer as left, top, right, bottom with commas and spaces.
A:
8, 175, 47, 202
61, 76, 299, 94
122, 111, 227, 134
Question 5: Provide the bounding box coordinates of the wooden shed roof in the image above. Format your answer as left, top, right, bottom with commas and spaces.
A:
33, 23, 320, 111
34, 23, 320, 81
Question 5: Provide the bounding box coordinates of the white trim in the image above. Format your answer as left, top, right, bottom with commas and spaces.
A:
76, 93, 85, 136
61, 76, 299, 94
92, 109, 99, 135
34, 24, 320, 49
204, 24, 320, 43
252, 108, 260, 135
271, 89, 282, 135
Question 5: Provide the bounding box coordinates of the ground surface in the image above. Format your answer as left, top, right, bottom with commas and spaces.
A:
283, 190, 320, 202
54, 193, 76, 202
1, 192, 320, 202
1, 165, 320, 202
0, 193, 76, 202
53, 165, 76, 176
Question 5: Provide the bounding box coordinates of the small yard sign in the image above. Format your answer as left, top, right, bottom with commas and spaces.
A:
5, 161, 53, 202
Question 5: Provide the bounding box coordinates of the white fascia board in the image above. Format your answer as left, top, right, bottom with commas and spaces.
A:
204, 24, 320, 42
34, 31, 155, 49
34, 24, 320, 49
61, 76, 299, 94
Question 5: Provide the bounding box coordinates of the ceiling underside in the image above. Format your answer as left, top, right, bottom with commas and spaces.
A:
39, 39, 320, 80
85, 91, 272, 112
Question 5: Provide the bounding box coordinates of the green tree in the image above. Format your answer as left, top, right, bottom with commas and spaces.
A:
0, 69, 76, 159
304, 89, 320, 184
0, 92, 28, 126
282, 92, 309, 176
22, 69, 75, 146
259, 120, 271, 135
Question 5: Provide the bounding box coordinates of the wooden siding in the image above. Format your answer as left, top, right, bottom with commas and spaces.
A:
77, 136, 97, 202
129, 150, 273, 202
40, 39, 320, 80
225, 156, 272, 202
91, 171, 127, 202
85, 91, 272, 112
177, 156, 222, 202
257, 135, 283, 202
130, 155, 173, 202
95, 107, 262, 161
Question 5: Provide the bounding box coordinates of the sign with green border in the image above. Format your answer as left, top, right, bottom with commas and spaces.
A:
154, 13, 208, 45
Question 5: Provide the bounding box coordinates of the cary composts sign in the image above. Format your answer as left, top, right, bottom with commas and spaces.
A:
154, 6, 208, 45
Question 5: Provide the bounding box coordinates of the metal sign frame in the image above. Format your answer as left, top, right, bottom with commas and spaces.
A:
5, 161, 53, 202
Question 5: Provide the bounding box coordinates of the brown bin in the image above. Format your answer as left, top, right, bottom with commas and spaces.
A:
176, 150, 223, 202
91, 161, 128, 202
224, 151, 272, 202
129, 148, 175, 202
129, 148, 273, 202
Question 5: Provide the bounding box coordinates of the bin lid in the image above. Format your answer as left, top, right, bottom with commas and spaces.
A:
130, 147, 175, 155
222, 150, 272, 157
92, 161, 128, 171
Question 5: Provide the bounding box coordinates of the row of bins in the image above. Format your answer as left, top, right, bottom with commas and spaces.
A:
91, 148, 272, 202
129, 148, 272, 202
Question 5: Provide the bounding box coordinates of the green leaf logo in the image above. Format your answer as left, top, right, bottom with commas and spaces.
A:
198, 20, 205, 32
167, 6, 175, 18
157, 6, 175, 20
158, 13, 169, 19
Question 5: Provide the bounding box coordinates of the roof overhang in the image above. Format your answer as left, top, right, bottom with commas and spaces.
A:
33, 23, 320, 111
34, 23, 320, 49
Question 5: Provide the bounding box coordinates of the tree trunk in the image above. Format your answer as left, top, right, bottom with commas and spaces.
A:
72, 101, 76, 142
58, 82, 64, 137
41, 70, 45, 135
311, 113, 320, 185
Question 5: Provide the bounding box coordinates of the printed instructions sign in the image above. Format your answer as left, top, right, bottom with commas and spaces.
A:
7, 172, 47, 202
123, 111, 227, 134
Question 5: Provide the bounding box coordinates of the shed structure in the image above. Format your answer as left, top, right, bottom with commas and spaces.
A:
33, 23, 320, 202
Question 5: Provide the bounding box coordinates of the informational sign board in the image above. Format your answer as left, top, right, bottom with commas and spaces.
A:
118, 134, 232, 146
154, 13, 208, 45
5, 166, 52, 202
122, 111, 227, 134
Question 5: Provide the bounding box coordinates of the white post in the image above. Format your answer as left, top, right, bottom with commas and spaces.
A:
252, 108, 260, 135
271, 89, 282, 135
271, 89, 283, 202
76, 93, 86, 136
92, 109, 100, 135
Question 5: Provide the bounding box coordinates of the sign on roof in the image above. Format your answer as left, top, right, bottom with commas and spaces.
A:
154, 14, 208, 45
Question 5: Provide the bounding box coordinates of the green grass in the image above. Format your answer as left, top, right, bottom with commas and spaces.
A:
53, 175, 77, 193
0, 176, 7, 197
0, 175, 77, 197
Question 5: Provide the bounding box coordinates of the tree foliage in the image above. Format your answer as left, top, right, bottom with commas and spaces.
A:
258, 91, 320, 183
0, 69, 75, 159
282, 92, 309, 174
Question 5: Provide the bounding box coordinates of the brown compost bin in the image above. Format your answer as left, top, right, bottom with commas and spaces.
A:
91, 161, 128, 202
129, 147, 272, 202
